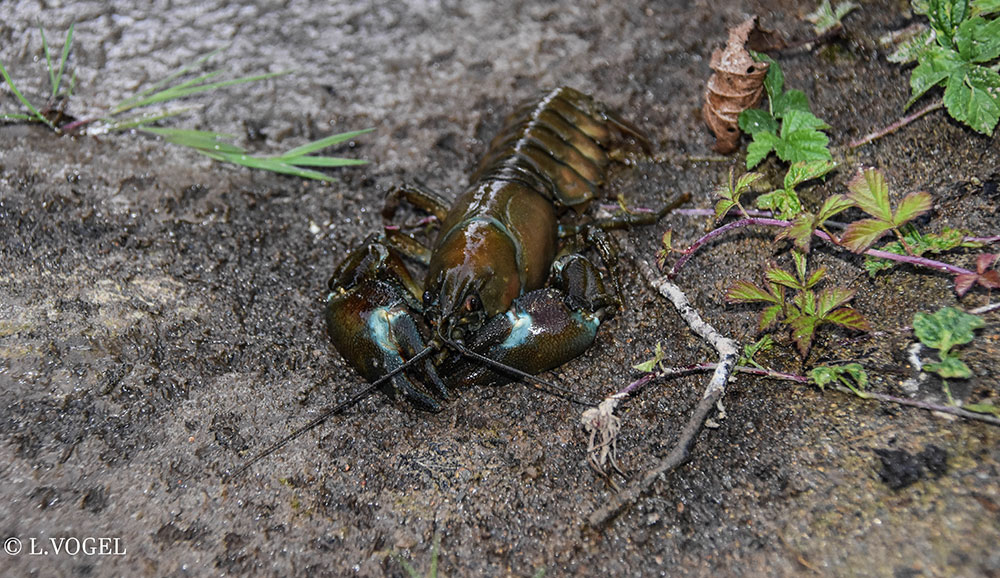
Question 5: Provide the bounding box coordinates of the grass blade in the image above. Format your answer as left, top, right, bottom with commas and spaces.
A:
119, 71, 288, 112
277, 156, 368, 167
0, 61, 54, 129
113, 48, 224, 113
215, 153, 335, 181
97, 108, 191, 133
40, 27, 55, 98
0, 113, 38, 121
140, 127, 245, 154
53, 24, 74, 99
277, 128, 374, 159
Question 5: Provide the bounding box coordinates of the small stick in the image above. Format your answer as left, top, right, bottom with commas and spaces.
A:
587, 241, 738, 526
848, 100, 944, 149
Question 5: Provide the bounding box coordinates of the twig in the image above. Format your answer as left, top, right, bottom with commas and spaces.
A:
848, 100, 944, 149
587, 241, 738, 526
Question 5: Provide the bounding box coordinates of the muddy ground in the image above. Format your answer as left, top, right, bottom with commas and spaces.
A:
2, 0, 999, 576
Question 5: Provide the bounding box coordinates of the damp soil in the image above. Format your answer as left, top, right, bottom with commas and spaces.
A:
2, 1, 999, 577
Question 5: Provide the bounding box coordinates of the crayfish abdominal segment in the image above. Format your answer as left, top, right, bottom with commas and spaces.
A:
326, 86, 673, 412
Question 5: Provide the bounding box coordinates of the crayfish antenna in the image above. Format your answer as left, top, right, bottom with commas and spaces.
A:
223, 345, 437, 482
441, 337, 600, 407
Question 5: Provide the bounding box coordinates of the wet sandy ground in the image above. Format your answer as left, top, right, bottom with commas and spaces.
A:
2, 0, 999, 576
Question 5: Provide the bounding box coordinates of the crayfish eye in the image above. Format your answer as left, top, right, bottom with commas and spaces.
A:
463, 294, 481, 313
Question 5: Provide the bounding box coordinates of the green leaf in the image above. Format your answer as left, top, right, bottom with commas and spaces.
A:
805, 265, 828, 289
756, 187, 803, 220
893, 191, 933, 226
777, 213, 818, 253
0, 60, 54, 128
634, 342, 666, 373
789, 314, 819, 357
888, 27, 936, 63
775, 110, 833, 164
766, 267, 802, 289
726, 280, 781, 304
817, 289, 858, 318
847, 168, 893, 221
973, 0, 1000, 15
955, 16, 1000, 61
824, 307, 871, 331
771, 89, 812, 118
943, 64, 1000, 134
810, 363, 869, 395
738, 108, 779, 135
926, 0, 970, 44
816, 193, 854, 224
746, 131, 780, 169
907, 45, 966, 109
925, 356, 973, 378
752, 51, 783, 104
759, 304, 785, 331
784, 160, 837, 189
739, 335, 775, 368
841, 218, 895, 252
913, 306, 985, 354
806, 0, 859, 35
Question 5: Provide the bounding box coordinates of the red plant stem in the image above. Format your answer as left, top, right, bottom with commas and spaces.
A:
848, 100, 945, 149
668, 217, 978, 278
624, 364, 1000, 426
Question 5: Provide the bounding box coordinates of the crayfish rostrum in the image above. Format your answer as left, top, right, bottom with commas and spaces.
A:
326, 87, 681, 411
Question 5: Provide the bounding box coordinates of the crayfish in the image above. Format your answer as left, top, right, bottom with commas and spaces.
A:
327, 87, 683, 410
229, 87, 683, 477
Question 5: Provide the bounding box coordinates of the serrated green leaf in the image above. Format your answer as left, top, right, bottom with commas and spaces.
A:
772, 89, 812, 118
634, 342, 666, 373
955, 16, 1000, 61
752, 52, 783, 104
847, 168, 893, 221
821, 286, 860, 322
863, 254, 898, 275
943, 64, 1000, 134
714, 199, 738, 221
907, 45, 966, 108
893, 191, 933, 226
784, 159, 838, 189
805, 265, 828, 289
727, 280, 780, 304
746, 131, 780, 169
913, 306, 985, 354
736, 171, 766, 192
775, 110, 833, 164
789, 314, 818, 357
973, 0, 1000, 15
776, 213, 817, 253
766, 267, 802, 289
739, 108, 779, 135
792, 250, 808, 282
806, 0, 859, 35
759, 304, 785, 331
926, 0, 970, 44
888, 27, 936, 63
841, 218, 895, 252
810, 363, 869, 394
825, 307, 871, 332
925, 356, 973, 378
740, 335, 775, 367
816, 193, 854, 224
756, 187, 803, 220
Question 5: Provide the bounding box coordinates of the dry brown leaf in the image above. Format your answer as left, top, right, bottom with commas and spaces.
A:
703, 17, 771, 154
